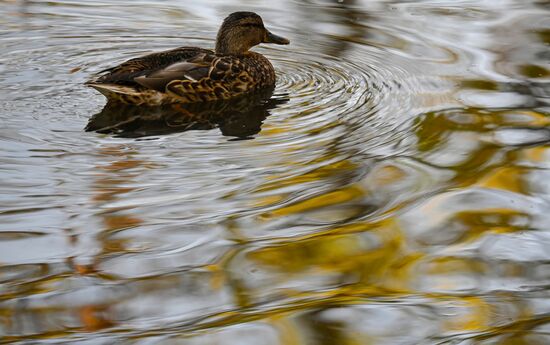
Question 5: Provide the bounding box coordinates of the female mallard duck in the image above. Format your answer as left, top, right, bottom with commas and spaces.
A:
86, 12, 289, 105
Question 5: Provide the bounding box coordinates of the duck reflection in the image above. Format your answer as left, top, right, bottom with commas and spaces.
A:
85, 89, 288, 139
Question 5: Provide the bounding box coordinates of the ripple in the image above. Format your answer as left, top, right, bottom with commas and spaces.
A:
1, 0, 550, 343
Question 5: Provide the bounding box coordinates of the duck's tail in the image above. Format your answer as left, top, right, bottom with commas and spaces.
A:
86, 82, 166, 105
86, 82, 137, 97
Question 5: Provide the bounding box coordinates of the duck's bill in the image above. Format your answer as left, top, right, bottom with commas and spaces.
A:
264, 31, 290, 45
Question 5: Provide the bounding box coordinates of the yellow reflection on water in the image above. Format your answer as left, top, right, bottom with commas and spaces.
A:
478, 167, 528, 194
261, 185, 365, 219
443, 297, 491, 332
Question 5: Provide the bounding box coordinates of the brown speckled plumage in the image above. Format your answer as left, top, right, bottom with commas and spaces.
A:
86, 12, 289, 105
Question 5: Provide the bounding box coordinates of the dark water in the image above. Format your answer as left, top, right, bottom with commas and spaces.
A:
1, 0, 550, 344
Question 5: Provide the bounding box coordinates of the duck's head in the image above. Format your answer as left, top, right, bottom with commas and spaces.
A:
216, 11, 290, 55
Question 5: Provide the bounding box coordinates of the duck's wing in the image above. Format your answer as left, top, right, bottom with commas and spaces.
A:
131, 53, 248, 94
133, 60, 214, 92
88, 47, 215, 88
88, 47, 261, 102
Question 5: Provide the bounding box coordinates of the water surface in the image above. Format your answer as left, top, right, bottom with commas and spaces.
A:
1, 0, 550, 344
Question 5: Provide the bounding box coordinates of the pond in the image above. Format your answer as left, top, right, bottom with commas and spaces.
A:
1, 0, 549, 344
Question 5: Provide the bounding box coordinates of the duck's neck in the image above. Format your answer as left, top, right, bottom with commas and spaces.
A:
216, 41, 248, 55
215, 31, 251, 55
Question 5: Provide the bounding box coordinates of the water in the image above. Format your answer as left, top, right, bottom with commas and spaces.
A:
1, 0, 549, 343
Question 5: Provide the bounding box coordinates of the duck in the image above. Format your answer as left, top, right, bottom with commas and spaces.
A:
86, 12, 289, 105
